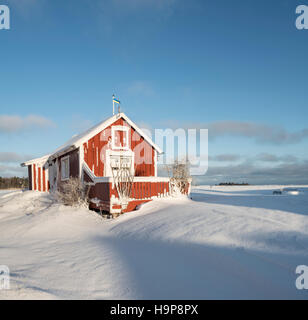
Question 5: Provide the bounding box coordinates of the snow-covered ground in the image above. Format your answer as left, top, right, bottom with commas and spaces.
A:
1, 185, 308, 299
0, 189, 22, 196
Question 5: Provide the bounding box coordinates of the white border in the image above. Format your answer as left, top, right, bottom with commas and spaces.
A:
60, 156, 70, 181
111, 125, 129, 150
105, 149, 134, 177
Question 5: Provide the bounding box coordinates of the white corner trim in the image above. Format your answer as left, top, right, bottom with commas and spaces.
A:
31, 164, 34, 190
79, 146, 84, 181
82, 161, 96, 181
154, 149, 157, 177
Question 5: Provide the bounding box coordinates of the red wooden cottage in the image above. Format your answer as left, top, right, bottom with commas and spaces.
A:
21, 112, 173, 215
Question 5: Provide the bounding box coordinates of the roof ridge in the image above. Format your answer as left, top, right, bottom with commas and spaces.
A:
21, 112, 162, 166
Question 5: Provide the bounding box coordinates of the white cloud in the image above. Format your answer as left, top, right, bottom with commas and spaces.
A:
0, 164, 27, 177
210, 154, 241, 162
0, 152, 34, 163
0, 115, 56, 133
162, 119, 308, 145
207, 121, 308, 144
256, 153, 298, 163
193, 159, 308, 185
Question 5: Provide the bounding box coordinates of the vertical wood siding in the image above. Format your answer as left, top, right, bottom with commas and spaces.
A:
43, 168, 46, 192
33, 164, 36, 191
57, 148, 80, 190
28, 165, 32, 190
89, 180, 170, 213
83, 117, 155, 177
38, 167, 41, 191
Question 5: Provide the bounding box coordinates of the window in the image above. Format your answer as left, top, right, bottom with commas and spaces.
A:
61, 156, 70, 181
111, 126, 129, 150
105, 150, 134, 177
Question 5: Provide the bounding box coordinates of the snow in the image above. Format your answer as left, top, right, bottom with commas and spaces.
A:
0, 185, 308, 299
0, 189, 22, 197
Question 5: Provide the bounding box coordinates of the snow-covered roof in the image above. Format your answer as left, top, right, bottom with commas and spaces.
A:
21, 112, 162, 166
21, 154, 51, 167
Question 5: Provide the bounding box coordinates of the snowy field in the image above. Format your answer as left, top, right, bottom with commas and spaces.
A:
0, 190, 21, 196
0, 185, 308, 300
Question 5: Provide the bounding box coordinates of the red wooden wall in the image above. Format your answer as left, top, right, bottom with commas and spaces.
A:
30, 164, 49, 192
83, 117, 155, 177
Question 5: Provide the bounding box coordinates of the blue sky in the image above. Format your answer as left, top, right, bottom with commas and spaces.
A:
1, 0, 308, 184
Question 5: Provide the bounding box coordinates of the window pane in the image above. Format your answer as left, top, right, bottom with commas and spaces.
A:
61, 158, 69, 179
112, 127, 129, 149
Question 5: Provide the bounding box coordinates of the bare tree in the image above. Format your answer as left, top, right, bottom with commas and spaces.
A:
56, 178, 90, 207
167, 160, 192, 195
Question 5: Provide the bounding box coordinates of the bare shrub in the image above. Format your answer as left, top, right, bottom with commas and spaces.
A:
56, 178, 90, 207
166, 160, 192, 195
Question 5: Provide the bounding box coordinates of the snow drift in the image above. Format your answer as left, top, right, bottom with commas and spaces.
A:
0, 185, 308, 299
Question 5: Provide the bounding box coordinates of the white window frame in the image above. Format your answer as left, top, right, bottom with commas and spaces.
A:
105, 149, 134, 177
111, 126, 130, 151
61, 156, 70, 181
